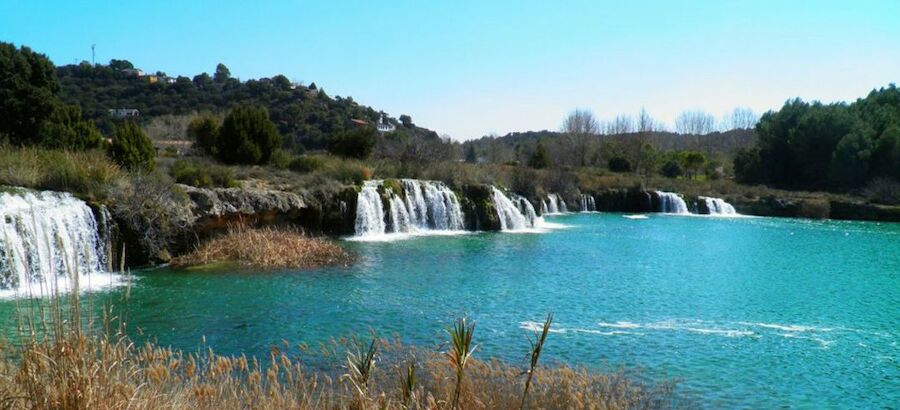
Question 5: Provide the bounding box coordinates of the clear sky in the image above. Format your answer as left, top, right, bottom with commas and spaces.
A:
2, 0, 899, 140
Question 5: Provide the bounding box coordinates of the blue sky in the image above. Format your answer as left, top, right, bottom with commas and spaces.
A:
2, 0, 899, 140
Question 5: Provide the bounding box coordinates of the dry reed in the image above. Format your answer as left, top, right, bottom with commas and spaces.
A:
170, 226, 353, 270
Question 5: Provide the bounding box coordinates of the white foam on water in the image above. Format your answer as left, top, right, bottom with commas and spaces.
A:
598, 321, 642, 329
623, 214, 649, 220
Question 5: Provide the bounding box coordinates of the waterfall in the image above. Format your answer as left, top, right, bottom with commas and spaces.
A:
579, 194, 596, 212
354, 180, 465, 237
511, 194, 539, 225
701, 196, 738, 215
0, 190, 116, 295
657, 191, 689, 214
540, 200, 548, 216
355, 181, 387, 235
546, 194, 568, 214
491, 188, 540, 230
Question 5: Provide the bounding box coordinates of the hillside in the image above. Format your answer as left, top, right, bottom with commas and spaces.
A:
55, 61, 436, 151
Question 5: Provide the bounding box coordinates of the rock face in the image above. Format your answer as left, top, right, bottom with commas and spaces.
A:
460, 184, 502, 231
182, 185, 309, 234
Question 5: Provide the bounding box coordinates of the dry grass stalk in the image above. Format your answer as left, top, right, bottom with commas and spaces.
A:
170, 226, 353, 270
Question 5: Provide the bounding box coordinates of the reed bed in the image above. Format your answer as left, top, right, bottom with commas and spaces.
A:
0, 326, 678, 410
170, 227, 353, 270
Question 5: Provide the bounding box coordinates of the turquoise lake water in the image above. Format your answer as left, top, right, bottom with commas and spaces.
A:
8, 213, 899, 407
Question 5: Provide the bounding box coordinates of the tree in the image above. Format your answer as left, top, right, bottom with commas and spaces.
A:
193, 72, 213, 88
214, 63, 231, 83
680, 151, 706, 179
37, 104, 103, 150
108, 121, 155, 171
725, 107, 758, 130
871, 126, 900, 180
187, 115, 220, 155
0, 42, 60, 145
399, 114, 414, 128
527, 142, 551, 169
464, 144, 478, 163
674, 110, 716, 135
328, 126, 377, 159
661, 160, 684, 178
831, 130, 873, 188
608, 156, 631, 172
109, 59, 134, 71
217, 105, 281, 164
561, 108, 599, 166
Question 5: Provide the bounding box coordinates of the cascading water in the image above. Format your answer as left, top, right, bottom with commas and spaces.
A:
545, 194, 568, 214
510, 193, 540, 225
354, 180, 465, 237
701, 196, 738, 215
0, 190, 117, 296
656, 191, 690, 214
491, 188, 540, 230
355, 181, 387, 236
579, 194, 596, 212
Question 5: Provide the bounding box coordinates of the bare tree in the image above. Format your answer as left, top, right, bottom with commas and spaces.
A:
674, 110, 717, 135
561, 108, 600, 166
627, 108, 659, 177
723, 107, 758, 130
605, 114, 635, 135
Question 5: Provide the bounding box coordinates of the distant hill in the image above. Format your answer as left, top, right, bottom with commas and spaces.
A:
55, 61, 434, 151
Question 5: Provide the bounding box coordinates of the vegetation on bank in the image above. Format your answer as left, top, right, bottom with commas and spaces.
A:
170, 227, 353, 270
735, 85, 900, 194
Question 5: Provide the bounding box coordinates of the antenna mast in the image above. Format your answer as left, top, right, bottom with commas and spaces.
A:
91, 44, 96, 65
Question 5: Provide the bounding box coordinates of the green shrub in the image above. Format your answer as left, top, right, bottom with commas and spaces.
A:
169, 159, 237, 188
187, 115, 220, 155
216, 105, 281, 165
661, 160, 683, 178
328, 126, 377, 159
608, 156, 631, 172
289, 155, 327, 173
37, 104, 103, 150
108, 121, 156, 171
269, 149, 293, 169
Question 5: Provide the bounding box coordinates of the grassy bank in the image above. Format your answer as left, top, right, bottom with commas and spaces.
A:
170, 227, 354, 270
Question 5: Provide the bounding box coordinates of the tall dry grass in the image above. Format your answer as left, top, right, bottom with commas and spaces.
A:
0, 145, 124, 200
170, 226, 353, 270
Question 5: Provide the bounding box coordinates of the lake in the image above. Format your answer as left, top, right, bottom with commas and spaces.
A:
10, 213, 900, 407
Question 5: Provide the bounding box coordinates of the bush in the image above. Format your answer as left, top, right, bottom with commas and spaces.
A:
328, 126, 377, 159
289, 155, 327, 173
608, 156, 632, 172
108, 121, 156, 171
37, 104, 103, 150
862, 177, 900, 205
186, 115, 220, 155
170, 159, 238, 188
661, 160, 683, 178
217, 105, 281, 165
269, 149, 293, 169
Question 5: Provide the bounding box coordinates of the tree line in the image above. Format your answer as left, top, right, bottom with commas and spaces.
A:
734, 85, 900, 191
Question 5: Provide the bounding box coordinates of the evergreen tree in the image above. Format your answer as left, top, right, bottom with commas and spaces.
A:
0, 42, 60, 145
527, 143, 550, 169
108, 121, 155, 171
217, 105, 281, 164
37, 104, 103, 150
